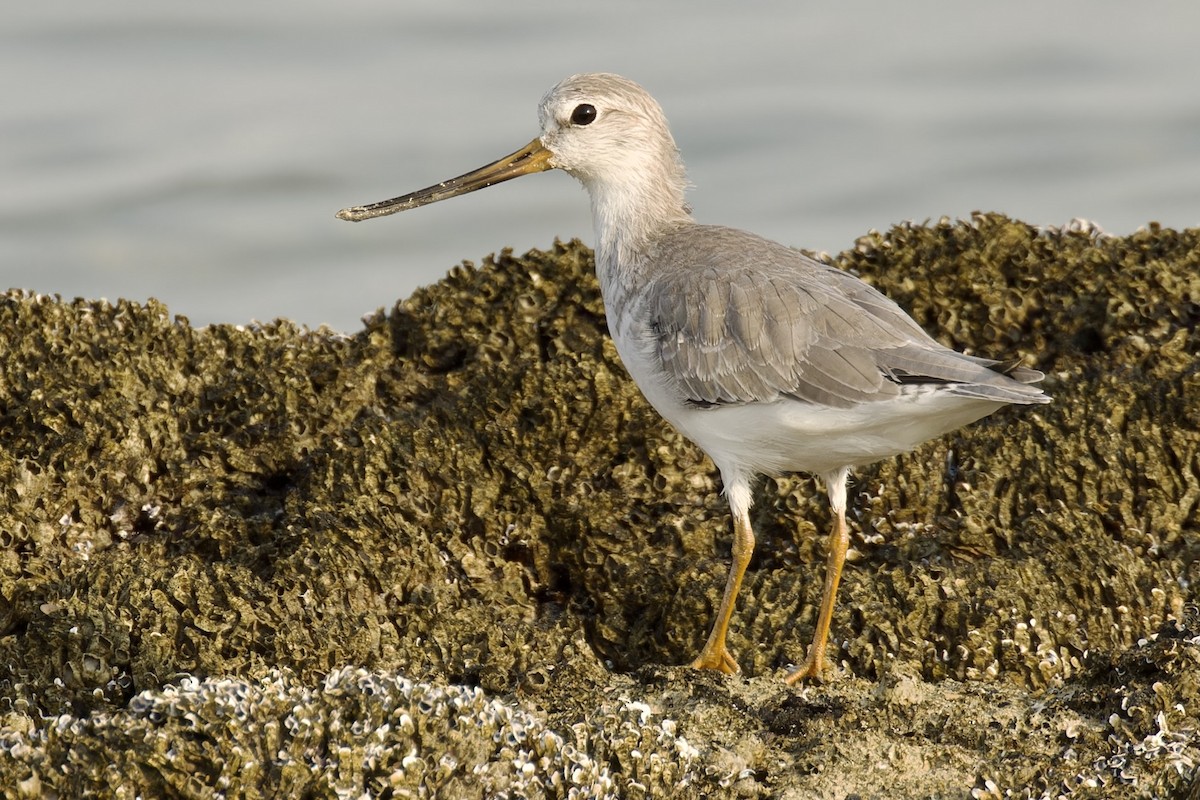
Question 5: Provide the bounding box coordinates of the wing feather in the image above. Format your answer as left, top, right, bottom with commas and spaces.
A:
643, 225, 1048, 409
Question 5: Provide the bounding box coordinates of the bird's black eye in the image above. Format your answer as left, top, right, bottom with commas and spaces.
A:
570, 104, 597, 126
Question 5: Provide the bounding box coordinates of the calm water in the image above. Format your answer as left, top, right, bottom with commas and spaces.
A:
4, 2, 1198, 331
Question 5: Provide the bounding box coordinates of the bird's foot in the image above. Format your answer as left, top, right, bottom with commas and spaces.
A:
689, 645, 740, 675
783, 647, 828, 685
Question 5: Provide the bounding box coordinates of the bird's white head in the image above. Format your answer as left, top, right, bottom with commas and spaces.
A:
537, 74, 688, 198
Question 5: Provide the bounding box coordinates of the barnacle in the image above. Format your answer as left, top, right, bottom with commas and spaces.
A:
0, 218, 1197, 796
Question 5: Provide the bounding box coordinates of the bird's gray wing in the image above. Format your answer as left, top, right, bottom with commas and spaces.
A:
646, 226, 1045, 409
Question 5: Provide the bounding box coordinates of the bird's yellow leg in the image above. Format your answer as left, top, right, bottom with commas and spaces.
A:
690, 508, 755, 674
786, 467, 850, 684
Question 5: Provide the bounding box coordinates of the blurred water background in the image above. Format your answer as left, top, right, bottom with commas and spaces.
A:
3, 2, 1198, 331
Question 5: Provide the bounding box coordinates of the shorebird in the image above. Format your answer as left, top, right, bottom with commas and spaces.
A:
337, 73, 1049, 682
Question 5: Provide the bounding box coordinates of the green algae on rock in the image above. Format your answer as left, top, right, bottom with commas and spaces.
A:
0, 214, 1198, 797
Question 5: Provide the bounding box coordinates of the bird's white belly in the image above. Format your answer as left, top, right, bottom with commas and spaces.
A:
608, 306, 1005, 481
669, 391, 1005, 478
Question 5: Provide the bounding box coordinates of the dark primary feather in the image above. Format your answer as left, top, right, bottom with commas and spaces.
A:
644, 225, 1048, 410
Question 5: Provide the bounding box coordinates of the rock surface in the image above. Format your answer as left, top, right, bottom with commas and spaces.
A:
0, 213, 1197, 798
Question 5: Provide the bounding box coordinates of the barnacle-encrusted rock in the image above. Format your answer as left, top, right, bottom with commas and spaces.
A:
0, 668, 700, 799
0, 213, 1197, 797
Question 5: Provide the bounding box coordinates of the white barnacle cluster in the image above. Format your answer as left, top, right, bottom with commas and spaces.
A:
951, 609, 1091, 688
972, 628, 1200, 798
1033, 218, 1111, 240
567, 697, 702, 797
48, 668, 706, 797
1039, 698, 1198, 797
1085, 635, 1200, 794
